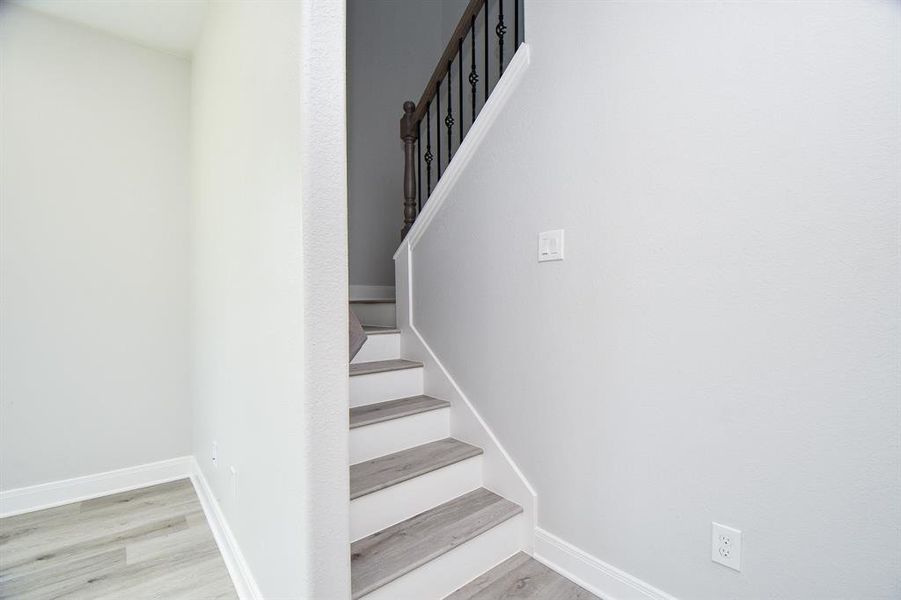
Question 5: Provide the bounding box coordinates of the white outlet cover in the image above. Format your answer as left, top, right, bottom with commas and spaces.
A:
712, 522, 742, 571
538, 229, 564, 262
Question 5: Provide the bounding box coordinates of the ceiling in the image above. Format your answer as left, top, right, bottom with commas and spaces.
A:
14, 0, 208, 57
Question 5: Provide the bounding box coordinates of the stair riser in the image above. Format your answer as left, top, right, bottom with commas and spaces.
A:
351, 333, 400, 364
351, 303, 396, 328
350, 456, 482, 542
350, 408, 450, 464
357, 513, 524, 600
350, 368, 423, 408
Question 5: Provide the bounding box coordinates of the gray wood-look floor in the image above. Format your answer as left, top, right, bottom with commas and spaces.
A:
350, 438, 483, 500
445, 552, 600, 600
350, 395, 449, 429
349, 359, 422, 377
351, 488, 522, 599
361, 325, 400, 335
0, 479, 236, 600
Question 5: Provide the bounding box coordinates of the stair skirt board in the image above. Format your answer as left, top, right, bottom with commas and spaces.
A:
356, 514, 524, 600
350, 456, 482, 541
350, 407, 450, 464
350, 368, 423, 408
351, 333, 401, 364
350, 302, 396, 328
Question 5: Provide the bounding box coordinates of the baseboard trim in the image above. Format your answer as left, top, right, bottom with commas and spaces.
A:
349, 284, 396, 301
534, 528, 678, 600
0, 456, 194, 518
190, 458, 262, 600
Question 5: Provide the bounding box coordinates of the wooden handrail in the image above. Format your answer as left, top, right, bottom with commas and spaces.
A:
411, 0, 486, 125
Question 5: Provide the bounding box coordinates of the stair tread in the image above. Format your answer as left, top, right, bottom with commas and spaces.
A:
444, 552, 600, 600
350, 438, 482, 500
350, 396, 450, 429
351, 488, 522, 599
349, 359, 422, 376
362, 325, 400, 335
350, 298, 396, 304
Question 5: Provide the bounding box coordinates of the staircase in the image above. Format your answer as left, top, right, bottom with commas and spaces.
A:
348, 318, 523, 599
345, 1, 600, 597
348, 302, 599, 599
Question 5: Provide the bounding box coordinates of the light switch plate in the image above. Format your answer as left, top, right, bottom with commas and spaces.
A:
538, 230, 564, 262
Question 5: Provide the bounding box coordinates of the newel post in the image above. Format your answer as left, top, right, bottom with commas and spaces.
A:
400, 100, 417, 239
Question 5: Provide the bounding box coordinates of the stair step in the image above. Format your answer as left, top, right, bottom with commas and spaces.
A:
350, 438, 482, 500
350, 359, 422, 377
362, 325, 400, 335
350, 396, 449, 429
444, 552, 600, 600
351, 488, 522, 599
351, 298, 396, 304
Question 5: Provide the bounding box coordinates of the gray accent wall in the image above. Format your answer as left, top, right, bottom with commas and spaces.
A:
346, 0, 444, 286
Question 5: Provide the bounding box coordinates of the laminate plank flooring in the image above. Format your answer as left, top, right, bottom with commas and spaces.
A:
445, 552, 600, 599
0, 479, 236, 600
351, 488, 522, 599
349, 438, 482, 500
349, 395, 449, 429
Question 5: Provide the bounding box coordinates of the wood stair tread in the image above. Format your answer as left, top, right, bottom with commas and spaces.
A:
362, 325, 400, 335
350, 396, 450, 429
444, 552, 600, 599
350, 438, 482, 500
351, 488, 522, 599
349, 359, 422, 376
350, 298, 396, 304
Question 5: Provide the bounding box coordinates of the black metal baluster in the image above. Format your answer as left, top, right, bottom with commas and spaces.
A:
436, 81, 441, 179
497, 0, 506, 75
484, 1, 489, 103
425, 103, 432, 196
458, 39, 463, 141
470, 15, 477, 123
417, 119, 422, 210
445, 67, 453, 163
514, 0, 519, 48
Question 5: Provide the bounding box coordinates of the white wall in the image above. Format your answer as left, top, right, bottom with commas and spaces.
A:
191, 1, 349, 597
0, 4, 191, 491
409, 1, 901, 599
346, 0, 443, 287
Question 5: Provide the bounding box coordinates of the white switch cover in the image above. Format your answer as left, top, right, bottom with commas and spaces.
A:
712, 522, 742, 571
538, 230, 564, 262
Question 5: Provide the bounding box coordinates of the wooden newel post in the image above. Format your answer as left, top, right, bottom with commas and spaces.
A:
400, 100, 417, 239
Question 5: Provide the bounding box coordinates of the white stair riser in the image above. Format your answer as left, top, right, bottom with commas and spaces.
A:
350, 408, 450, 464
350, 369, 423, 408
359, 513, 524, 600
351, 303, 396, 328
350, 456, 482, 542
351, 333, 400, 364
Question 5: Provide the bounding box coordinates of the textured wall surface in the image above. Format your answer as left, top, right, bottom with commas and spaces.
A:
411, 1, 901, 598
0, 4, 191, 491
192, 1, 347, 596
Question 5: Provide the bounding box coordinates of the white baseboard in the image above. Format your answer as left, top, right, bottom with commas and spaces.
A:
190, 458, 261, 600
0, 456, 194, 518
0, 456, 259, 600
349, 284, 395, 300
534, 528, 678, 600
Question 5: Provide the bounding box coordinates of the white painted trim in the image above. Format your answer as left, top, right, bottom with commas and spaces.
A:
399, 238, 537, 551
393, 44, 531, 260
349, 284, 396, 301
0, 456, 194, 518
190, 458, 262, 600
534, 528, 679, 600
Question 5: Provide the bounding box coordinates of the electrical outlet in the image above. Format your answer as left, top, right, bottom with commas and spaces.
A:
712, 522, 742, 571
211, 442, 218, 468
